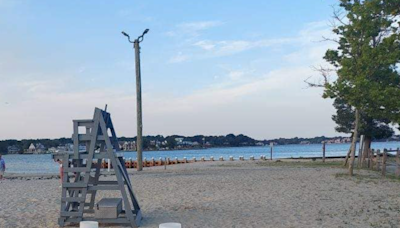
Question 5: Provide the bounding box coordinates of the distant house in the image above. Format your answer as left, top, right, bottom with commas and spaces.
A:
66, 143, 74, 151
342, 137, 351, 143
35, 143, 46, 154
122, 141, 130, 151
120, 141, 136, 151
182, 141, 194, 146
56, 145, 67, 152
7, 145, 21, 154
48, 147, 57, 153
27, 143, 36, 153
255, 142, 264, 146
54, 144, 83, 153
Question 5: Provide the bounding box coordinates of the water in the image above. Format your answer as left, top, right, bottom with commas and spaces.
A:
3, 141, 399, 174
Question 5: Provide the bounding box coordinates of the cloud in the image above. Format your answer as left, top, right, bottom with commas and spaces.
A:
139, 21, 338, 137
140, 63, 336, 139
189, 21, 333, 58
169, 52, 190, 63
193, 40, 215, 50
151, 26, 334, 114
192, 37, 299, 57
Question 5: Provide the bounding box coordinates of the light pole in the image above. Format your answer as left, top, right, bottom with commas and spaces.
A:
122, 29, 149, 171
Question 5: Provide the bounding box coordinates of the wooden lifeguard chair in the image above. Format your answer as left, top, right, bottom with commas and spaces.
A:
55, 107, 141, 227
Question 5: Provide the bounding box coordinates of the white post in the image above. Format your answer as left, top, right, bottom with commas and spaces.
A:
159, 223, 182, 228
107, 159, 111, 172
80, 221, 99, 228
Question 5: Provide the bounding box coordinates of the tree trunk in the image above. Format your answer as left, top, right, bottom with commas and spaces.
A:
343, 132, 354, 167
361, 136, 372, 168
349, 109, 360, 176
357, 135, 364, 167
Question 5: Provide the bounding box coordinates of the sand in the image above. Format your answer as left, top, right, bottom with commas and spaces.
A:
1, 160, 400, 228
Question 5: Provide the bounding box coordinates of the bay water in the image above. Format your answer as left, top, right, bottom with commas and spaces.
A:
3, 141, 399, 174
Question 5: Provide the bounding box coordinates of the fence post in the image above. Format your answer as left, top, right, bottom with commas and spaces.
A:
382, 149, 387, 177
396, 148, 400, 178
370, 149, 374, 170
376, 149, 380, 171
367, 148, 372, 168
270, 142, 273, 160
322, 142, 326, 163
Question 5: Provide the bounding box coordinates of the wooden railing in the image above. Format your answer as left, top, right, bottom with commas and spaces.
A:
364, 148, 400, 177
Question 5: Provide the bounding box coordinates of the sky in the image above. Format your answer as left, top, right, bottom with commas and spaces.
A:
0, 0, 343, 140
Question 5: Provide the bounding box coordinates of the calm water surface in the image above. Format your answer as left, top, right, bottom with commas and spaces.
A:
3, 141, 399, 174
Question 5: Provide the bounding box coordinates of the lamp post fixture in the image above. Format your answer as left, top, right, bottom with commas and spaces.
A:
121, 29, 149, 171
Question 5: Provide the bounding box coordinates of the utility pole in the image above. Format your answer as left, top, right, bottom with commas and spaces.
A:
122, 29, 149, 171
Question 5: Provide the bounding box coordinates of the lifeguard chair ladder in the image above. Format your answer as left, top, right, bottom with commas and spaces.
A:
56, 108, 141, 227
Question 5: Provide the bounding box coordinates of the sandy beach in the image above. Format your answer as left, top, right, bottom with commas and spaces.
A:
1, 160, 400, 228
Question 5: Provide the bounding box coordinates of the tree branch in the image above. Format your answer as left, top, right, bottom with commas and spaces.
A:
305, 66, 335, 88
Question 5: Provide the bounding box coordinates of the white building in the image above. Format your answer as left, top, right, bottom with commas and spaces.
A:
27, 143, 36, 153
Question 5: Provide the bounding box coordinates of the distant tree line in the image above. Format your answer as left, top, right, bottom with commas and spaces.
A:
0, 138, 73, 154
1, 134, 398, 154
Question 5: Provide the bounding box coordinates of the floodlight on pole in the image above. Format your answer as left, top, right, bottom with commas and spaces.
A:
121, 29, 150, 171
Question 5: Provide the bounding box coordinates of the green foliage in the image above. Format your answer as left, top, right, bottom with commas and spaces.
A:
165, 136, 177, 149
324, 0, 400, 129
332, 98, 394, 139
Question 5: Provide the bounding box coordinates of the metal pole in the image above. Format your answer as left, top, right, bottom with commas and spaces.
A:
322, 142, 326, 163
134, 40, 143, 171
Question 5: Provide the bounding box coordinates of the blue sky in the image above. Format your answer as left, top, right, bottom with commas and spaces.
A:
0, 0, 342, 140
